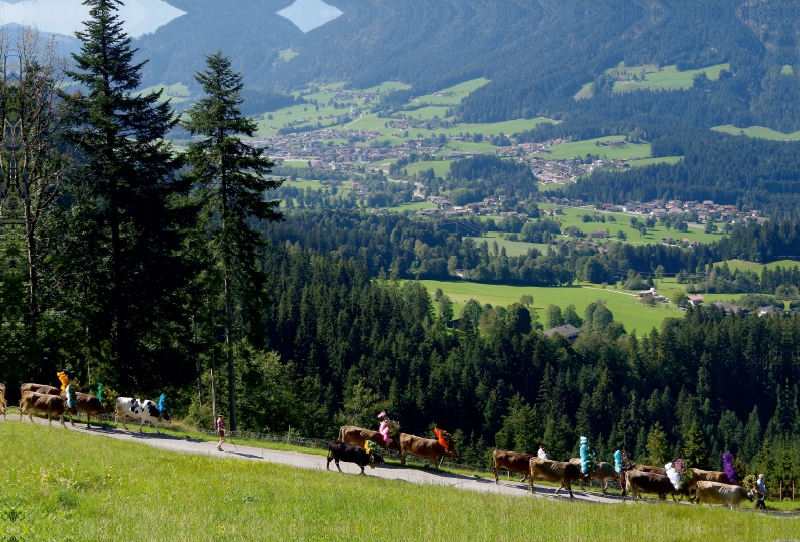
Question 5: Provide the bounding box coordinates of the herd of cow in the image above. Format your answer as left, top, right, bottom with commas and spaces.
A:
1, 384, 757, 510
334, 425, 759, 509
1, 382, 171, 432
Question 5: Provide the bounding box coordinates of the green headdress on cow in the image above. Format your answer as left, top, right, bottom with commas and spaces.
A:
97, 383, 104, 403
364, 440, 381, 454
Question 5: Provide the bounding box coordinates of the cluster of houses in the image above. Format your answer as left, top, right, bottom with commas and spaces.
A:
611, 199, 761, 223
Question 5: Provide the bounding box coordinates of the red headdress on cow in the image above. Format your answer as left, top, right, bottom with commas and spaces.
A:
434, 428, 454, 451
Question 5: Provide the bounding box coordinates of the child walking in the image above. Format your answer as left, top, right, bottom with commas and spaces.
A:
216, 414, 226, 451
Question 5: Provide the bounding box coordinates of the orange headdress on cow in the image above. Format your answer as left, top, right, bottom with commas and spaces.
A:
434, 428, 453, 451
57, 371, 69, 391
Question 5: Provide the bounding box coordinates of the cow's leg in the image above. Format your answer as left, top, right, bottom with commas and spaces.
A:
602, 480, 608, 495
153, 420, 160, 434
493, 464, 499, 484
400, 451, 406, 466
48, 412, 53, 425
86, 414, 92, 428
566, 481, 574, 500
326, 452, 332, 471
60, 413, 65, 426
69, 410, 75, 426
434, 458, 441, 472
359, 466, 365, 476
336, 459, 343, 473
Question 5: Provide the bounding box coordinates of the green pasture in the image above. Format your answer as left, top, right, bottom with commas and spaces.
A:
627, 156, 683, 167
712, 125, 800, 141
411, 77, 491, 105
362, 81, 412, 93
137, 82, 191, 103
396, 105, 452, 120
465, 232, 551, 258
418, 279, 684, 334
715, 259, 800, 273
611, 63, 730, 93
537, 205, 725, 246
543, 136, 651, 160
4, 423, 793, 541
402, 160, 452, 177
574, 82, 594, 100
282, 179, 324, 189
782, 65, 794, 75
279, 49, 299, 61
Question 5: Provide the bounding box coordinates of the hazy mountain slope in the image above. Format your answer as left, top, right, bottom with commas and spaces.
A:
127, 0, 798, 131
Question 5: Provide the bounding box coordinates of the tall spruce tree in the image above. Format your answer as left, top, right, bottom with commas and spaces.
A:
182, 51, 282, 431
63, 0, 190, 390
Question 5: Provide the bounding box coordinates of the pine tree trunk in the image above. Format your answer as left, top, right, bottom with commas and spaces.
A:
224, 269, 236, 431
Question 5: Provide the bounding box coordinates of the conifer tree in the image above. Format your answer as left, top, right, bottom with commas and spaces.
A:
182, 51, 282, 431
63, 0, 189, 389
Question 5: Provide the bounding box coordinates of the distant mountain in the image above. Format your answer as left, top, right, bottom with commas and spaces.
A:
6, 0, 797, 132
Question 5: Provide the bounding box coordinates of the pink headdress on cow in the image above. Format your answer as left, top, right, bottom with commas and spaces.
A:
723, 452, 736, 483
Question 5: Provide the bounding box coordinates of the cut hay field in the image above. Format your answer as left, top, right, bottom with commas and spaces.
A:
278, 48, 299, 61
627, 156, 683, 167
401, 160, 452, 177
2, 423, 793, 541
464, 232, 551, 257
715, 259, 800, 273
416, 280, 685, 334
137, 82, 191, 103
712, 125, 800, 141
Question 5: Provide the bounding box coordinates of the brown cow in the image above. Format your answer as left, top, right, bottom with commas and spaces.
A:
623, 470, 680, 501
20, 383, 62, 396
399, 433, 458, 471
569, 459, 621, 494
688, 468, 736, 494
528, 458, 581, 499
19, 391, 66, 425
63, 391, 108, 428
492, 449, 533, 484
695, 481, 754, 509
634, 464, 667, 476
0, 383, 6, 421
339, 425, 401, 457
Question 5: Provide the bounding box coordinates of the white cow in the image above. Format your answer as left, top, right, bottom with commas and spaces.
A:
695, 481, 755, 509
115, 397, 170, 433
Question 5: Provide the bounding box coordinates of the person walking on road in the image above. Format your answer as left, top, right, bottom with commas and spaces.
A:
216, 415, 226, 451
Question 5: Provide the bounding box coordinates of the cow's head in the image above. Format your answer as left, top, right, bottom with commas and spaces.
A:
746, 489, 756, 502
444, 448, 459, 461
387, 439, 402, 452
368, 451, 385, 469
159, 408, 172, 423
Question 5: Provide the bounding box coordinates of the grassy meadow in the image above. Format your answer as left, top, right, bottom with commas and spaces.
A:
712, 125, 800, 141
536, 205, 726, 245
417, 279, 684, 334
611, 63, 730, 93
543, 136, 651, 160
2, 422, 794, 541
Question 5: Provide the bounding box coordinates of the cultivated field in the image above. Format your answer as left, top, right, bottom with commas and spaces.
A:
2, 423, 793, 541
137, 82, 191, 103
411, 78, 491, 105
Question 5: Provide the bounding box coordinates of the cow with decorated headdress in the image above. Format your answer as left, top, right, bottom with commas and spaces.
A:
114, 393, 171, 433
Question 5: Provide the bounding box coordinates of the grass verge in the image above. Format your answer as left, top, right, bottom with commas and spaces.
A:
2, 422, 795, 541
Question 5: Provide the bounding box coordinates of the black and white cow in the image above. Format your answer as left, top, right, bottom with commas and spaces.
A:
114, 397, 170, 433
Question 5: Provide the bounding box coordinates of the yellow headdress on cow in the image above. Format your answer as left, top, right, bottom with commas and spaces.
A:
57, 371, 69, 391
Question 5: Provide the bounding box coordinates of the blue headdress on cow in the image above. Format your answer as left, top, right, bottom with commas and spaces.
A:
157, 393, 166, 413
579, 436, 589, 473
614, 450, 622, 474
66, 384, 77, 408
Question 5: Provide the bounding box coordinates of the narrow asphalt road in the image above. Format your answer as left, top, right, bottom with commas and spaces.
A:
8, 414, 627, 504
